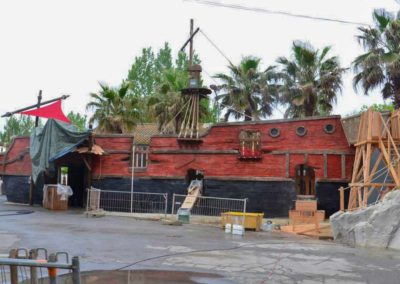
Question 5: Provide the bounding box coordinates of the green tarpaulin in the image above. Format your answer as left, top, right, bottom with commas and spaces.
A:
30, 119, 90, 183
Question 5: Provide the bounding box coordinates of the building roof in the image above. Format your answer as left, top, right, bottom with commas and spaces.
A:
133, 123, 161, 145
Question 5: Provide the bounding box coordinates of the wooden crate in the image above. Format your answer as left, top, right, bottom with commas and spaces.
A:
289, 210, 325, 223
43, 185, 68, 210
295, 200, 317, 211
221, 212, 264, 231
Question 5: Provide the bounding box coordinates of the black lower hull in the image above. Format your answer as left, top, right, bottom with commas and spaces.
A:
3, 175, 347, 218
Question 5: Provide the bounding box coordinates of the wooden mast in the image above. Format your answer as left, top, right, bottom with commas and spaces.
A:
347, 108, 400, 210
178, 19, 211, 141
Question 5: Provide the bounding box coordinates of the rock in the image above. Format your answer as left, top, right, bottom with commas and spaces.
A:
330, 190, 400, 250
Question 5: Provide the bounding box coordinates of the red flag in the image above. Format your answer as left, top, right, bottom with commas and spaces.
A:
19, 100, 71, 124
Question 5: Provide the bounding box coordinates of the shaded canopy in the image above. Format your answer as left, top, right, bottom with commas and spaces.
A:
30, 119, 90, 183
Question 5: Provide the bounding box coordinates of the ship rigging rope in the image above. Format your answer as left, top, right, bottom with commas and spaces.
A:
160, 97, 192, 134
341, 155, 400, 192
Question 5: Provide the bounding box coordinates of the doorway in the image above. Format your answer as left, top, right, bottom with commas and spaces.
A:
295, 164, 316, 196
52, 152, 88, 208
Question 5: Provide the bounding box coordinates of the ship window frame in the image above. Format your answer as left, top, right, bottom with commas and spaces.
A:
324, 124, 335, 134
269, 128, 280, 138
134, 144, 149, 169
238, 130, 262, 159
296, 126, 307, 137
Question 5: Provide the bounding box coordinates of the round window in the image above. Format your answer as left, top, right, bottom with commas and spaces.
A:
269, 128, 280, 138
296, 126, 307, 137
324, 124, 335, 134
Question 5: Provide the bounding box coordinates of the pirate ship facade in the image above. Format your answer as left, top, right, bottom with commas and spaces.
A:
0, 114, 354, 217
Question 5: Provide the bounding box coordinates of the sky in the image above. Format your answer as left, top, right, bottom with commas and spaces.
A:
0, 0, 399, 128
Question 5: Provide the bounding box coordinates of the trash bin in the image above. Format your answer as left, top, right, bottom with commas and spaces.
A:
177, 208, 190, 223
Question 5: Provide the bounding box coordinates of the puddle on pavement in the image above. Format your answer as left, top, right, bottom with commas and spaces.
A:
56, 270, 234, 284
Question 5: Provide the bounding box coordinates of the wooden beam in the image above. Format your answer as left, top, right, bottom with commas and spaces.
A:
151, 149, 239, 154
271, 150, 353, 155
339, 187, 345, 211
349, 182, 397, 187
351, 147, 362, 183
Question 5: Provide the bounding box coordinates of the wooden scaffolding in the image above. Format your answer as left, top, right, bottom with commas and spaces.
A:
347, 108, 400, 210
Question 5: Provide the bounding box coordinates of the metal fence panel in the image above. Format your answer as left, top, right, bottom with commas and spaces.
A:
87, 188, 168, 217
171, 194, 247, 216
0, 249, 80, 284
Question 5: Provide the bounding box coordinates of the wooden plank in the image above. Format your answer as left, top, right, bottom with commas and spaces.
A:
152, 149, 239, 154
357, 186, 363, 208
351, 147, 362, 183
271, 150, 353, 155
339, 187, 345, 211
181, 187, 201, 209
349, 182, 397, 187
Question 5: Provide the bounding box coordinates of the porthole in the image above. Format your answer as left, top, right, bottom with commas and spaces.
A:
269, 128, 280, 138
296, 126, 307, 137
324, 124, 335, 134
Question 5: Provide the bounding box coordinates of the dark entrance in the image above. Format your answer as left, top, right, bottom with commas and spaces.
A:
295, 164, 315, 195
51, 152, 88, 208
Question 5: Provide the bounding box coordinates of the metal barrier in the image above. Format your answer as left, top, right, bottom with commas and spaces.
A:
86, 188, 168, 217
0, 248, 80, 284
171, 194, 247, 216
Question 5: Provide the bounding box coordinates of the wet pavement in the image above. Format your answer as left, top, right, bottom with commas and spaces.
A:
1, 196, 400, 283
55, 270, 234, 284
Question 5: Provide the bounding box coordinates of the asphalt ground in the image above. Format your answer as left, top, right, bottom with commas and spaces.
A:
1, 196, 400, 284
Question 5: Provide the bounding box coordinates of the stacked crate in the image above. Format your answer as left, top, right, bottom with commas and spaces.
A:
289, 198, 325, 231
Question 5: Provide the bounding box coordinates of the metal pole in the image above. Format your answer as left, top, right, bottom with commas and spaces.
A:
47, 254, 57, 284
171, 194, 176, 215
164, 193, 168, 219
242, 198, 247, 228
189, 19, 194, 67
71, 257, 81, 284
29, 249, 38, 284
35, 90, 42, 127
9, 249, 18, 284
130, 145, 135, 213
1, 95, 70, 118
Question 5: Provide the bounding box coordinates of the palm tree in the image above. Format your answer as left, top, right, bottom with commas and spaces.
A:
86, 82, 141, 133
214, 56, 278, 121
277, 41, 345, 118
353, 9, 400, 108
149, 68, 210, 134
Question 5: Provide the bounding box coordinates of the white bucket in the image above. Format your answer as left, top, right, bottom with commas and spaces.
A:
225, 223, 232, 234
232, 224, 244, 235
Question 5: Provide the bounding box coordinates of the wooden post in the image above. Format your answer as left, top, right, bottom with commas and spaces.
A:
189, 19, 194, 68
29, 90, 42, 206
339, 187, 345, 211
9, 249, 18, 284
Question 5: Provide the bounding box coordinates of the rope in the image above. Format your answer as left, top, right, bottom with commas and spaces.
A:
199, 29, 233, 65
161, 97, 192, 134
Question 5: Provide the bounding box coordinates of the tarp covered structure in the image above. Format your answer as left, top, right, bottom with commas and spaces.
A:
30, 119, 90, 183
